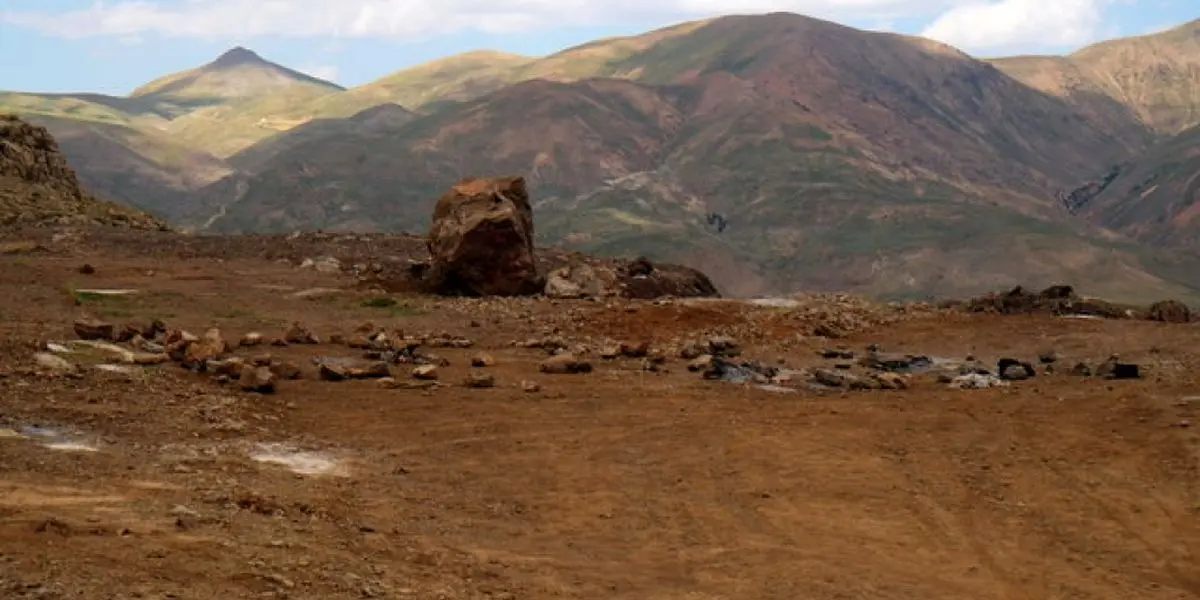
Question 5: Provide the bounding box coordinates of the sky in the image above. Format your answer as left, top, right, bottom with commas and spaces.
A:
0, 0, 1193, 95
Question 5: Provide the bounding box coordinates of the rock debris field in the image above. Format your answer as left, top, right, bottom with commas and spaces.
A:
1, 224, 1199, 600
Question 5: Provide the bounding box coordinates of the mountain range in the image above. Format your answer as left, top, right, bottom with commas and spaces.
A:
3, 14, 1200, 302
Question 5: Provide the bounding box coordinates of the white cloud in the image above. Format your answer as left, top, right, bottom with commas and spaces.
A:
299, 64, 339, 82
920, 0, 1112, 53
1, 0, 966, 40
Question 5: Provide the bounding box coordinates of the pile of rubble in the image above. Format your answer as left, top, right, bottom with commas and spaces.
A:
953, 284, 1192, 323
27, 316, 506, 393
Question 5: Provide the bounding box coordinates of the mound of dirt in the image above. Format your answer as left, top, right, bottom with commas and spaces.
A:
0, 114, 167, 230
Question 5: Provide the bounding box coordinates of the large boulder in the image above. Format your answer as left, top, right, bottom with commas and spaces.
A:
427, 176, 543, 296
1148, 299, 1191, 323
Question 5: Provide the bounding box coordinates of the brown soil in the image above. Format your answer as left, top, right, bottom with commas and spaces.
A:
1, 227, 1199, 599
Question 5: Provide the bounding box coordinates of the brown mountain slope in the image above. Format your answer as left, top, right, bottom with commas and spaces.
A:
991, 19, 1200, 134
191, 14, 1200, 302
0, 115, 167, 230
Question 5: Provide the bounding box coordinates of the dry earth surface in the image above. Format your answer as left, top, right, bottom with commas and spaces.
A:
2, 228, 1199, 599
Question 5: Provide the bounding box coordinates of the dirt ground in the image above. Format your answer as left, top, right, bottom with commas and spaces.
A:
1, 229, 1199, 600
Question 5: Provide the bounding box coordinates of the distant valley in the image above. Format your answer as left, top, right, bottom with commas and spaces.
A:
4, 14, 1200, 302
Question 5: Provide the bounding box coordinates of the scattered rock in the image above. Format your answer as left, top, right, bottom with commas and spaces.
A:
470, 353, 495, 367
238, 365, 277, 394
463, 372, 495, 388
284, 322, 319, 344
1070, 362, 1093, 376
77, 264, 95, 275
73, 317, 114, 341
313, 257, 342, 275
620, 341, 650, 358
706, 336, 740, 357
679, 341, 706, 360
521, 380, 542, 393
183, 328, 228, 369
949, 373, 1009, 389
270, 361, 303, 380
239, 332, 264, 347
412, 365, 439, 380
209, 357, 246, 378
539, 353, 592, 374
1109, 363, 1141, 380
130, 352, 170, 365
997, 358, 1035, 381
687, 355, 714, 372
34, 352, 75, 373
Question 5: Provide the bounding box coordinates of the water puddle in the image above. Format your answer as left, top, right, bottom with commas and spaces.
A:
74, 288, 138, 296
6, 425, 100, 452
249, 443, 348, 477
290, 287, 342, 299
747, 298, 801, 308
756, 384, 797, 394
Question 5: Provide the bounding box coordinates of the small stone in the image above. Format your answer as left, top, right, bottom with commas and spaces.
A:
540, 353, 592, 374
687, 355, 714, 372
521, 380, 541, 393
463, 372, 495, 388
34, 353, 74, 373
1071, 362, 1092, 376
78, 264, 95, 275
872, 372, 909, 390
1109, 363, 1141, 380
1038, 350, 1060, 364
997, 358, 1035, 381
271, 361, 303, 380
238, 365, 277, 394
73, 317, 114, 341
130, 352, 170, 365
182, 328, 227, 369
619, 341, 650, 358
412, 364, 439, 380
284, 322, 319, 344
599, 345, 621, 360
239, 332, 264, 347
706, 336, 740, 357
470, 353, 496, 367
679, 341, 705, 360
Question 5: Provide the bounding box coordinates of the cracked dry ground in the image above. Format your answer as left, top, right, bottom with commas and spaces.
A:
2, 233, 1200, 600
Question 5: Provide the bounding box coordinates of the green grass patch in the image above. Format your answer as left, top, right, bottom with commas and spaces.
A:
360, 296, 428, 317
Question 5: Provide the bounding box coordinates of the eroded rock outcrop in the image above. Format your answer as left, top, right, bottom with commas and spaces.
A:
0, 115, 167, 230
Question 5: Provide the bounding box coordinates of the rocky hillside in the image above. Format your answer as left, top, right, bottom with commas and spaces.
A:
1060, 124, 1200, 246
185, 14, 1200, 302
0, 115, 167, 230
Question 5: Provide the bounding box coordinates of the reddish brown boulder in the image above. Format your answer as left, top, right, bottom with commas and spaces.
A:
427, 176, 542, 296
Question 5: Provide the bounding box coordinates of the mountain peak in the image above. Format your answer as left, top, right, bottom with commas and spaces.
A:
210, 46, 267, 68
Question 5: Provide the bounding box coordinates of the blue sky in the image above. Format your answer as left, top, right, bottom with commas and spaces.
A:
1, 0, 1193, 95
